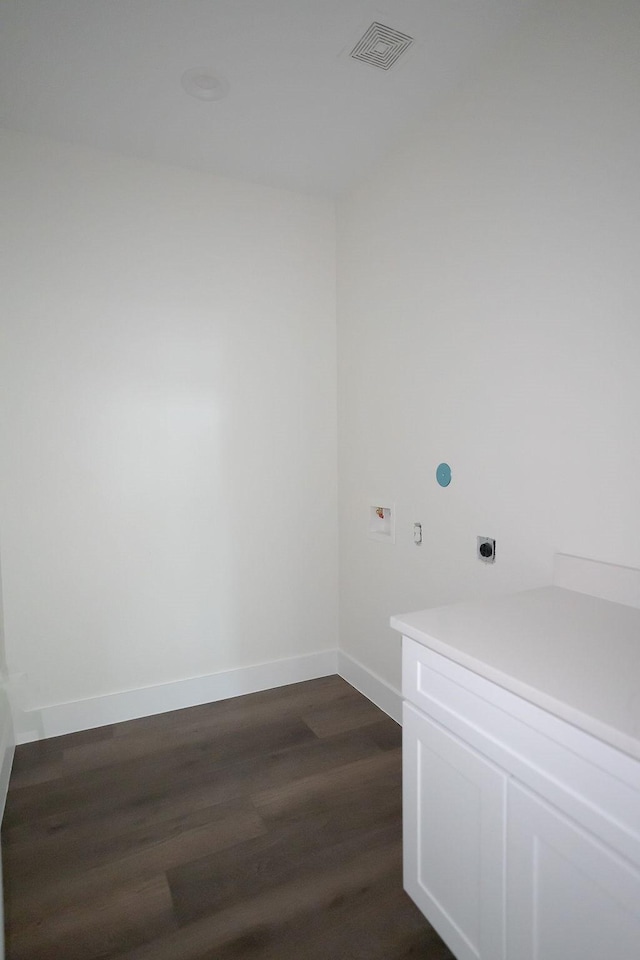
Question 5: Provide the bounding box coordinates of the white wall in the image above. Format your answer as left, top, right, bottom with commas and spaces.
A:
337, 0, 640, 692
3, 0, 640, 732
0, 130, 338, 726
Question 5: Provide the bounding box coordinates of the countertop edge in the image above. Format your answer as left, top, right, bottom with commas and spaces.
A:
390, 612, 640, 762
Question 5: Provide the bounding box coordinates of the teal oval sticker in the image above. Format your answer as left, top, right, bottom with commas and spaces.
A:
436, 462, 452, 487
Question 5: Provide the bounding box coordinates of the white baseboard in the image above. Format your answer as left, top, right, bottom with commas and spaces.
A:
0, 684, 15, 960
338, 650, 402, 725
0, 695, 13, 960
0, 684, 15, 820
14, 647, 403, 743
7, 672, 43, 744
17, 650, 339, 743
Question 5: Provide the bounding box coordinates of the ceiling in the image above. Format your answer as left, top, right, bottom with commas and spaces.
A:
0, 0, 538, 197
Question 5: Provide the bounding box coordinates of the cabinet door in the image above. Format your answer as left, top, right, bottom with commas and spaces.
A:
506, 781, 640, 960
403, 702, 507, 960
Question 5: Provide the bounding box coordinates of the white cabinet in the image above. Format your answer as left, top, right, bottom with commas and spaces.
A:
403, 702, 507, 960
506, 781, 640, 960
401, 635, 640, 960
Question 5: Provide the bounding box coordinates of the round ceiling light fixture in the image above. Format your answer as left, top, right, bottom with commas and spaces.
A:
181, 68, 229, 101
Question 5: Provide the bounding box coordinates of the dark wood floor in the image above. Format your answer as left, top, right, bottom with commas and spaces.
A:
2, 676, 455, 960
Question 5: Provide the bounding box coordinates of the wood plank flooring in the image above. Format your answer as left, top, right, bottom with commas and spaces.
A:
2, 676, 455, 959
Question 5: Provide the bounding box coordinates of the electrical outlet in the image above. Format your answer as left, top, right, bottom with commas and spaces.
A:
477, 537, 496, 563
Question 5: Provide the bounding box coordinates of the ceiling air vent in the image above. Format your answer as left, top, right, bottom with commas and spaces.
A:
350, 22, 414, 71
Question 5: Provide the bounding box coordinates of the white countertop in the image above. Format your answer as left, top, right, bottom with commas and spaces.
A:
391, 586, 640, 760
